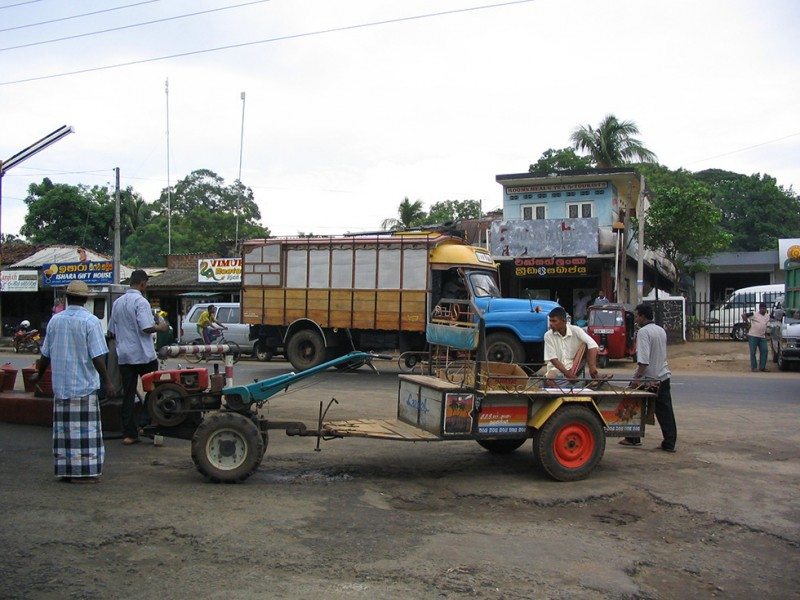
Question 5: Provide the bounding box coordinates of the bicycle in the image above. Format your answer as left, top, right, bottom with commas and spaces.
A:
185, 328, 241, 364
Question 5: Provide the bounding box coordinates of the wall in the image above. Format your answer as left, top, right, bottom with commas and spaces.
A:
502, 181, 616, 227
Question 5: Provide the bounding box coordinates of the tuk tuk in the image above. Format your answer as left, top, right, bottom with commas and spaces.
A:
587, 303, 637, 368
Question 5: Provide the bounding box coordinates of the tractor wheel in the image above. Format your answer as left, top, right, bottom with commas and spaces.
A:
191, 412, 265, 483
485, 332, 525, 364
286, 329, 327, 371
533, 405, 605, 482
477, 438, 527, 454
146, 382, 188, 427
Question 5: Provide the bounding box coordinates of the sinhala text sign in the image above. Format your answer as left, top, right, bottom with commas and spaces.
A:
42, 261, 114, 286
198, 258, 242, 283
1, 270, 39, 292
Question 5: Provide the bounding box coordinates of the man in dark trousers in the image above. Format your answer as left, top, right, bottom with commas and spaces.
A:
619, 303, 677, 452
108, 269, 168, 445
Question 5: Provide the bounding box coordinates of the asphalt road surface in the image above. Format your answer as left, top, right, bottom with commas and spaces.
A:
0, 353, 798, 599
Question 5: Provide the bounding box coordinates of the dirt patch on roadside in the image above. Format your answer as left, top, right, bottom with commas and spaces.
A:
667, 340, 751, 373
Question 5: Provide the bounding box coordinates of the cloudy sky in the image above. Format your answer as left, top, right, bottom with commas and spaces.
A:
1, 0, 798, 239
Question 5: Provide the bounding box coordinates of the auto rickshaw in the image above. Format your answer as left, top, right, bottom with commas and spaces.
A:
586, 303, 637, 368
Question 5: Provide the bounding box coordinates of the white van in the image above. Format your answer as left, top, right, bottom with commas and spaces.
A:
705, 284, 785, 340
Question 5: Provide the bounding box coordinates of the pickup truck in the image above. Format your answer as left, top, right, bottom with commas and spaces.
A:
768, 260, 800, 371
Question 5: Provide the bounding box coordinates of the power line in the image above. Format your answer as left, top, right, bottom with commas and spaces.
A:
0, 0, 538, 86
0, 0, 43, 9
685, 131, 800, 165
0, 0, 163, 33
0, 0, 273, 52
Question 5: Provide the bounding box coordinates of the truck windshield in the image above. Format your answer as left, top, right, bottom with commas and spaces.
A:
468, 272, 501, 298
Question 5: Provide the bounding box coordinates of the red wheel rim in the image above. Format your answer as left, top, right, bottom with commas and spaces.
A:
552, 422, 595, 468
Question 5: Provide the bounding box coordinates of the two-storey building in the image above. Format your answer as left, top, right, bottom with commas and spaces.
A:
491, 168, 673, 319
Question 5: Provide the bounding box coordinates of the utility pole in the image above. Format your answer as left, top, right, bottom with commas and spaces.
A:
166, 78, 172, 255
235, 91, 246, 254
637, 176, 646, 304
113, 167, 121, 284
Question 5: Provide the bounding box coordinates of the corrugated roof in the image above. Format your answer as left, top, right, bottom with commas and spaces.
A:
10, 245, 134, 278
146, 268, 238, 290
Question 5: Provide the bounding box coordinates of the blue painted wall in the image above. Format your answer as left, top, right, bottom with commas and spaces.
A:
503, 182, 616, 227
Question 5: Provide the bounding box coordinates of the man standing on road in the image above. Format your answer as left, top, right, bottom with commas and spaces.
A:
543, 306, 600, 381
108, 269, 168, 445
619, 303, 677, 452
593, 289, 610, 306
32, 280, 117, 483
743, 302, 770, 372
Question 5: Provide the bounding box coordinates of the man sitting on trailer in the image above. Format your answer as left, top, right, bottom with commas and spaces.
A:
543, 306, 599, 383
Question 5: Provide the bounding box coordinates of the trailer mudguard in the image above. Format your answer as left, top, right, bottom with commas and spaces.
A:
528, 396, 608, 430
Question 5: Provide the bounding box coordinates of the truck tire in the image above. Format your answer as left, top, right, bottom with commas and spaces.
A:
286, 329, 328, 371
254, 341, 273, 362
533, 405, 605, 482
485, 332, 525, 364
732, 324, 748, 341
777, 349, 789, 371
477, 438, 527, 454
191, 412, 265, 483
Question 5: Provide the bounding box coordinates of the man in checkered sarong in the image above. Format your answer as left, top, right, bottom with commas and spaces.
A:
31, 280, 117, 484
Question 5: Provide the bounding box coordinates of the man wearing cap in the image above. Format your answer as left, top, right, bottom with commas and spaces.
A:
108, 269, 169, 445
32, 280, 117, 483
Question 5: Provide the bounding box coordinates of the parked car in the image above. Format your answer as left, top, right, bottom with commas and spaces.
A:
180, 302, 273, 361
704, 284, 784, 340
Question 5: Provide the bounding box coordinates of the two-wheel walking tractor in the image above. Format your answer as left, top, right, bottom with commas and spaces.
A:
144, 307, 657, 484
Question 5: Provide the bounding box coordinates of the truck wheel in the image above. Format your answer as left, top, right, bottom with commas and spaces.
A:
598, 355, 609, 369
254, 342, 273, 362
485, 332, 525, 364
191, 412, 265, 483
286, 329, 327, 371
533, 405, 605, 482
477, 438, 526, 454
732, 324, 748, 341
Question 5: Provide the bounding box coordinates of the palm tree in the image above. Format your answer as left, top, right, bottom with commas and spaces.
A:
381, 197, 426, 230
570, 114, 657, 168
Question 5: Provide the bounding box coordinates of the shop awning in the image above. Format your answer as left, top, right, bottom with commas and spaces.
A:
178, 292, 225, 297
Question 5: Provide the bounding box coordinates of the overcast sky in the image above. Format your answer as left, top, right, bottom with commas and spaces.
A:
1, 0, 798, 241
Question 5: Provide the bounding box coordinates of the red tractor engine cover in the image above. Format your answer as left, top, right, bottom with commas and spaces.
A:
141, 368, 209, 393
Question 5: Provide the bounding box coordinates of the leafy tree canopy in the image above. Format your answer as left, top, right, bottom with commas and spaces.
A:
21, 178, 115, 253
693, 169, 800, 251
425, 200, 482, 225
529, 148, 593, 176
644, 181, 732, 288
571, 114, 657, 168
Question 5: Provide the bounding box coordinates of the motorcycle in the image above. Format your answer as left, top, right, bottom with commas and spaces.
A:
13, 324, 41, 354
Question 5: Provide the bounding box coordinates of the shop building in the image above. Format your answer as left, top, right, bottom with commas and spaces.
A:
492, 169, 673, 318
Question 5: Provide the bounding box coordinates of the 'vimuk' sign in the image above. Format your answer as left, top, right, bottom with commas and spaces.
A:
42, 261, 114, 286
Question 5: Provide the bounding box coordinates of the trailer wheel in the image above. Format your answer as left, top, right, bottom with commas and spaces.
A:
477, 438, 527, 454
286, 329, 327, 371
191, 412, 265, 483
533, 405, 605, 481
485, 332, 525, 364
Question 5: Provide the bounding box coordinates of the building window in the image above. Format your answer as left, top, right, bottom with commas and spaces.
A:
580, 190, 590, 196
594, 189, 604, 195
522, 204, 547, 220
566, 191, 576, 197
510, 194, 519, 200
567, 202, 593, 219
537, 193, 547, 199
523, 194, 532, 199
552, 192, 562, 197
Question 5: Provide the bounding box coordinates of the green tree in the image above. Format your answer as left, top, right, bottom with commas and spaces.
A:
21, 178, 114, 252
529, 147, 593, 175
122, 169, 270, 266
381, 197, 427, 230
644, 182, 732, 289
425, 200, 482, 225
571, 114, 657, 168
693, 169, 800, 251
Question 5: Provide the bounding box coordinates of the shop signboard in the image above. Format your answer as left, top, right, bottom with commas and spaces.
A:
198, 258, 242, 283
491, 218, 598, 258
41, 261, 114, 286
0, 270, 39, 292
512, 256, 590, 278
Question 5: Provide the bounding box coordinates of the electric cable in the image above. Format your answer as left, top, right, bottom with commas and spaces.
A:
684, 131, 800, 165
0, 0, 43, 9
0, 0, 163, 32
0, 0, 273, 52
0, 0, 538, 86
